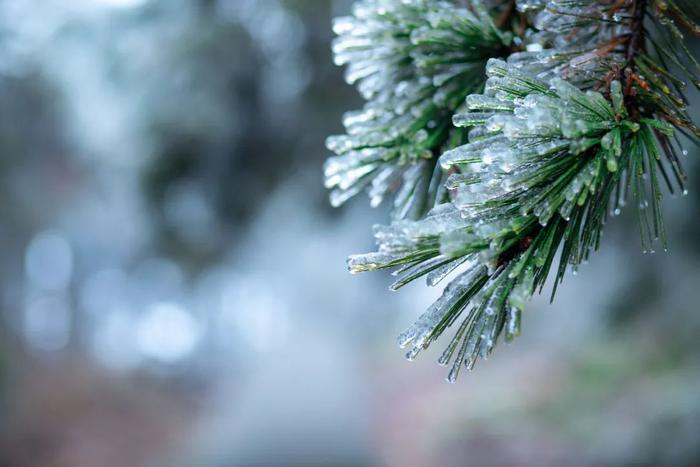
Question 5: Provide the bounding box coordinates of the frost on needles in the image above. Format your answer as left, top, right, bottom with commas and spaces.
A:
325, 0, 512, 219
326, 0, 700, 382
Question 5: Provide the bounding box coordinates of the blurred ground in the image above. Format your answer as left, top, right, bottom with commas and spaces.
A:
0, 1, 699, 466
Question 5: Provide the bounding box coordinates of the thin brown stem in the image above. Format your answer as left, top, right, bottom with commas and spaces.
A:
495, 0, 517, 30
614, 0, 649, 122
626, 0, 647, 61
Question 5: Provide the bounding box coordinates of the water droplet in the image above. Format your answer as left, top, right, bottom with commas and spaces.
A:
405, 347, 420, 361
447, 359, 461, 383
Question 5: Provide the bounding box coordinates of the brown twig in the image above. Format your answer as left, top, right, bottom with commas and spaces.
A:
496, 0, 517, 30
623, 0, 648, 99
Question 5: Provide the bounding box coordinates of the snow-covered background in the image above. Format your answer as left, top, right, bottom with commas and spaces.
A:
0, 1, 698, 466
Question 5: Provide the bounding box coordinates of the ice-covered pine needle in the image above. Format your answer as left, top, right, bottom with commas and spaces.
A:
327, 0, 700, 382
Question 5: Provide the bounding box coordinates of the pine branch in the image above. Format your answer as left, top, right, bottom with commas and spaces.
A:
325, 0, 512, 219
328, 0, 700, 382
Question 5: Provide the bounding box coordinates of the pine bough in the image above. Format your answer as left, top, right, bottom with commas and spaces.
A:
326, 0, 700, 382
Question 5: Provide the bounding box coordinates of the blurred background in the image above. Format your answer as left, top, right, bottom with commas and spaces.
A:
0, 1, 698, 466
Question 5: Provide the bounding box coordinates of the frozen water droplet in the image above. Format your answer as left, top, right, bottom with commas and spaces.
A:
405, 346, 420, 361
446, 359, 461, 383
